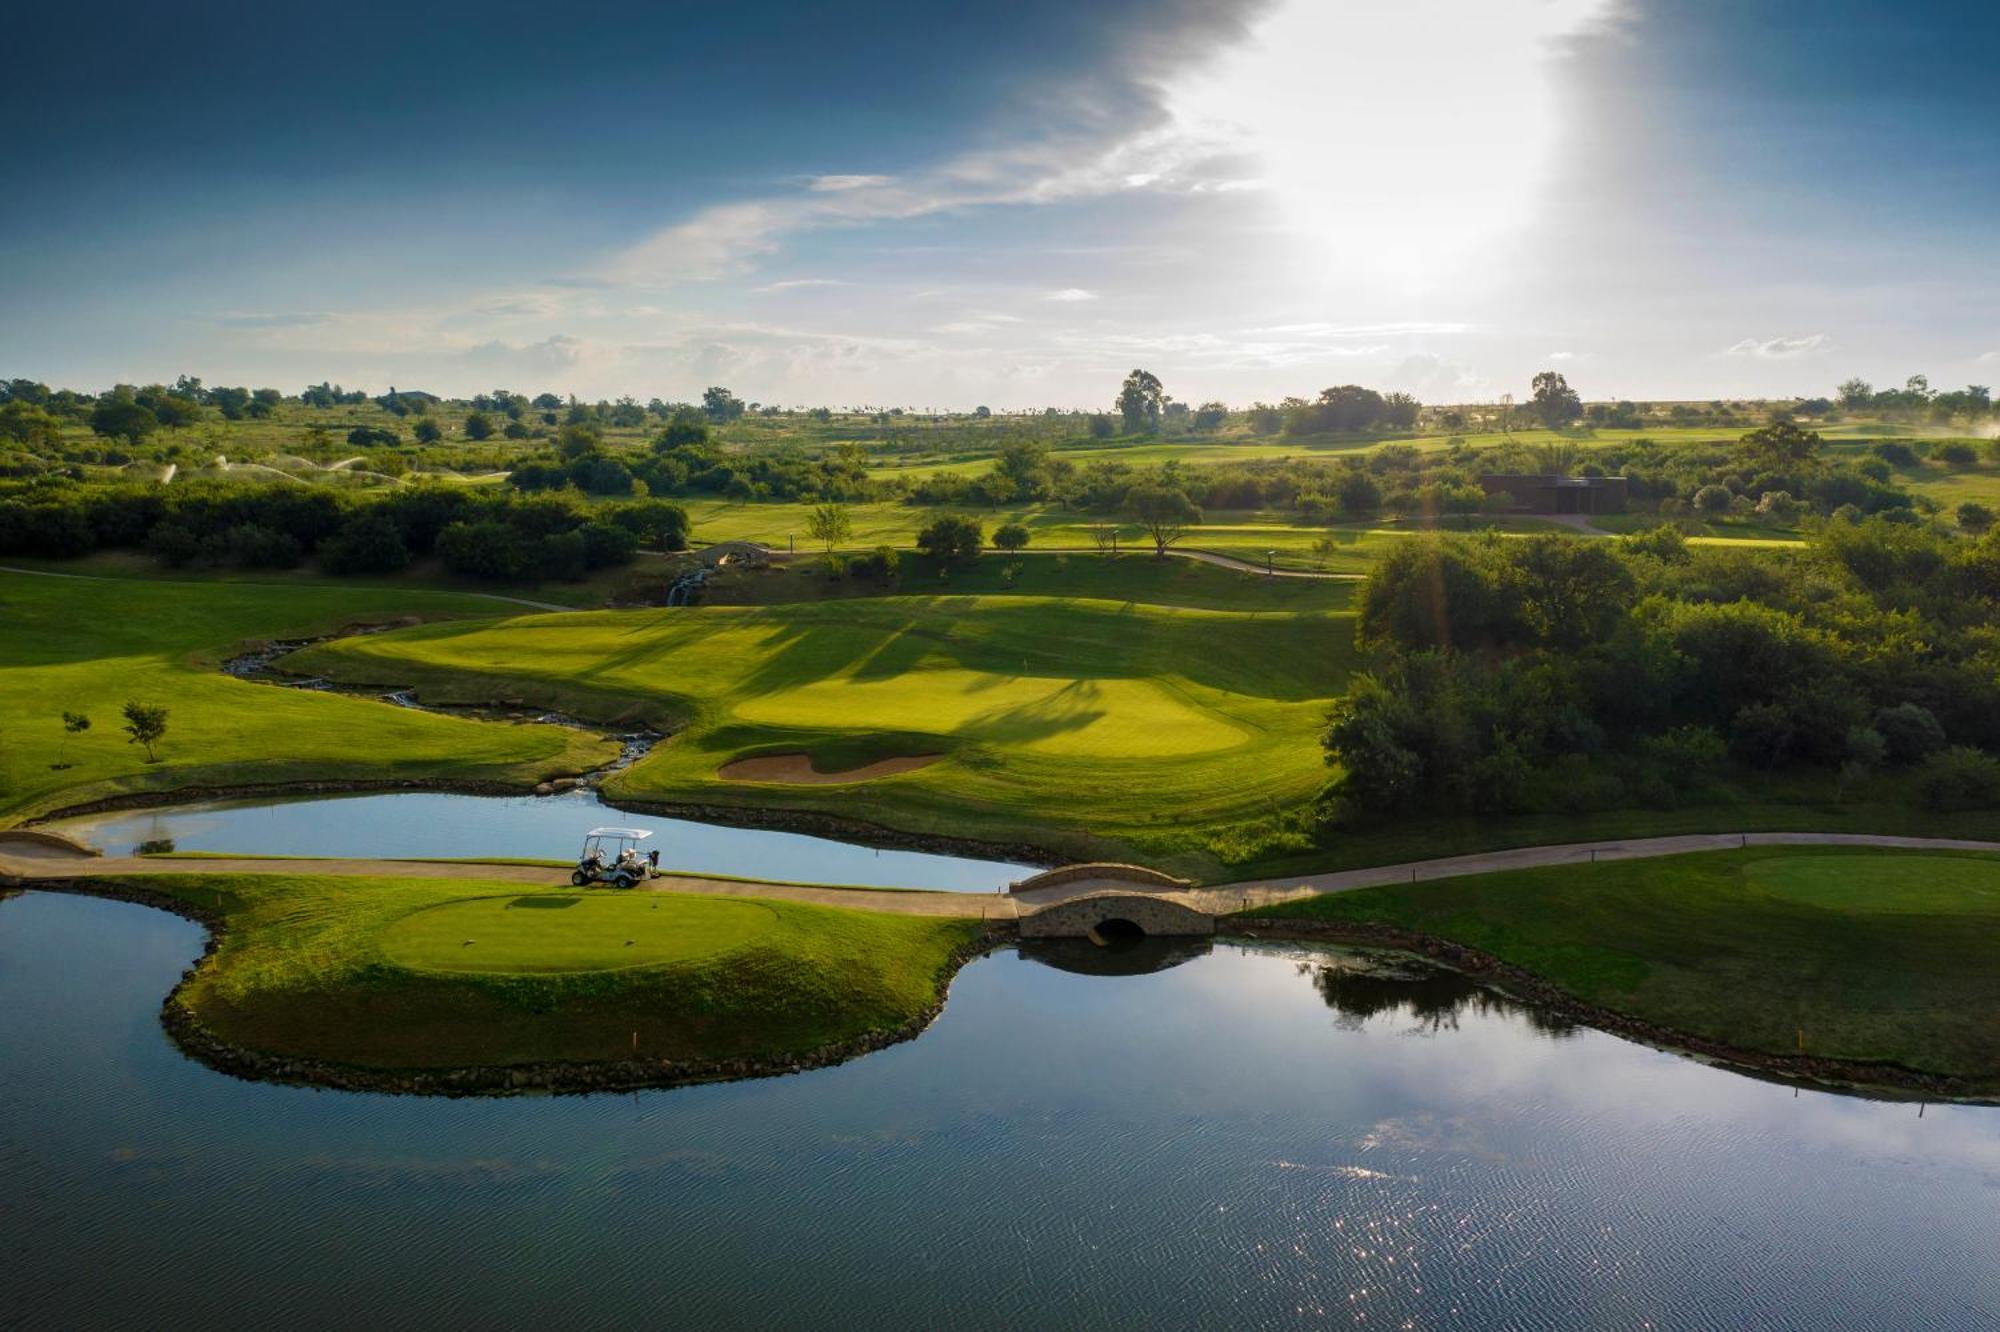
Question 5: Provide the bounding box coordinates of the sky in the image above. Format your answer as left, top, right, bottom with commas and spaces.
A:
4, 0, 1997, 408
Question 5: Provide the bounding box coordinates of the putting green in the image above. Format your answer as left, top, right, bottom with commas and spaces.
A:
291, 593, 1355, 872
1744, 854, 2000, 914
380, 893, 780, 974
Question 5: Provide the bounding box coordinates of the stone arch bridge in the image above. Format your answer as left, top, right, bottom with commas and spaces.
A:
1010, 863, 1216, 940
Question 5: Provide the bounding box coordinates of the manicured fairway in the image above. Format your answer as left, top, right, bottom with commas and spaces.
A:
1251, 847, 2000, 1087
124, 871, 981, 1070
380, 893, 781, 973
289, 593, 1358, 871
0, 572, 614, 825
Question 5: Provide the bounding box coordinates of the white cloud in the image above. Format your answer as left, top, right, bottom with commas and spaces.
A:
1046, 288, 1099, 302
752, 278, 857, 293
1725, 333, 1833, 359
211, 311, 330, 329
1547, 350, 1577, 361
460, 333, 589, 374
807, 174, 894, 192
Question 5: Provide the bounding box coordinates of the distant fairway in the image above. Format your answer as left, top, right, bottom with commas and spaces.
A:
0, 570, 614, 826
381, 893, 781, 973
292, 593, 1357, 871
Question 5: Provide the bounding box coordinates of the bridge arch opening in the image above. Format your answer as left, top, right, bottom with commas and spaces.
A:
1087, 917, 1147, 948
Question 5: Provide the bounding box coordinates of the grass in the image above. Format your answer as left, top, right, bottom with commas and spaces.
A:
1248, 846, 2000, 1088
706, 550, 1356, 611
0, 571, 615, 826
288, 593, 1358, 874
110, 872, 981, 1070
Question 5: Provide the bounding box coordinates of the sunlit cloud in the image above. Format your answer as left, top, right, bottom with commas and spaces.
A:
1046, 288, 1099, 302
752, 278, 857, 293
1165, 0, 1624, 288
1725, 333, 1833, 359
807, 174, 894, 192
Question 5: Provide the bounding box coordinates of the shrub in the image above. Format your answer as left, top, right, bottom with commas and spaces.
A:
1957, 502, 1994, 533
319, 513, 412, 575
1936, 441, 1978, 467
221, 523, 302, 569
993, 522, 1030, 552
1870, 440, 1918, 467
1873, 703, 1946, 763
851, 545, 900, 582
1692, 484, 1733, 515
916, 515, 983, 565
1913, 746, 2000, 811
578, 521, 637, 569
347, 426, 399, 448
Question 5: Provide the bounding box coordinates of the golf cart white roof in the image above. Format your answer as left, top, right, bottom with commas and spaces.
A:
584, 827, 652, 840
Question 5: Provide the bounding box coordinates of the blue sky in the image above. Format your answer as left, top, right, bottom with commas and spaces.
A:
4, 0, 1996, 406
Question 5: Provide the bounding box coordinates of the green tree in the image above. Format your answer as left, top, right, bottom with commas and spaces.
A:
993, 522, 1030, 552
1116, 369, 1164, 433
1739, 417, 1822, 469
806, 502, 852, 553
89, 395, 159, 443
916, 515, 984, 565
1957, 502, 1994, 534
463, 411, 496, 440
413, 418, 444, 444
1127, 485, 1200, 556
1836, 377, 1874, 410
56, 711, 90, 769
702, 386, 746, 422
121, 700, 168, 762
1529, 371, 1583, 427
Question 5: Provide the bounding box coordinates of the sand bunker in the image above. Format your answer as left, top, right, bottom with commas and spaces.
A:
717, 752, 942, 784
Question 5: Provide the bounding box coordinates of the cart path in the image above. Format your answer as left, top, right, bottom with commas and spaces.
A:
0, 849, 1018, 918
10, 830, 2000, 922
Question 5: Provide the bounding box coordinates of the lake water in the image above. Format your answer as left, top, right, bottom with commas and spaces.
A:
4, 889, 1997, 1329
52, 789, 1036, 892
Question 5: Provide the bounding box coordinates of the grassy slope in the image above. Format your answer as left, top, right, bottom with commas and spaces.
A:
704, 550, 1357, 612
1250, 846, 2000, 1085
289, 593, 1358, 872
0, 571, 614, 825
119, 872, 980, 1069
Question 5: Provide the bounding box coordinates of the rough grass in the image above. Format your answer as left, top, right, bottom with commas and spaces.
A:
0, 572, 615, 826
1249, 846, 2000, 1086
119, 872, 982, 1070
288, 594, 1358, 874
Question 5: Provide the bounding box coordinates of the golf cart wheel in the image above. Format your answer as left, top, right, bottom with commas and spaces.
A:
570, 870, 589, 886
612, 873, 636, 890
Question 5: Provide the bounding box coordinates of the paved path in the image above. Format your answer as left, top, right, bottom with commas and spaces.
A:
0, 848, 1017, 919
1201, 831, 2000, 912
10, 831, 2000, 923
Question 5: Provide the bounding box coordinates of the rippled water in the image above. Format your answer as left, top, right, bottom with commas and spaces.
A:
3, 890, 1998, 1329
51, 789, 1035, 892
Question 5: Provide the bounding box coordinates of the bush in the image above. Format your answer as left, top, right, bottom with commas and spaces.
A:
1870, 440, 1918, 467
1692, 484, 1734, 515
993, 522, 1029, 552
347, 426, 399, 448
221, 523, 302, 569
578, 521, 637, 569
1957, 502, 1994, 533
319, 513, 412, 575
1913, 746, 2000, 811
1936, 441, 1978, 467
436, 520, 528, 580
850, 545, 900, 582
916, 515, 983, 565
1873, 703, 1946, 763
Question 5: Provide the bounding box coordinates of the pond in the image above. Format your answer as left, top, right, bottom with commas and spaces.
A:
50, 789, 1036, 892
4, 890, 1997, 1328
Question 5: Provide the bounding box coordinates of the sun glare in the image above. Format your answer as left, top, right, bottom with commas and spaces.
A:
1171, 0, 1614, 290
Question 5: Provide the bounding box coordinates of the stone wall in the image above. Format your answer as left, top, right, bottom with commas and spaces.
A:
1019, 891, 1215, 939
1009, 862, 1192, 893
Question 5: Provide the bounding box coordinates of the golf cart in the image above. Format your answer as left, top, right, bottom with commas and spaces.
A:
572, 827, 659, 888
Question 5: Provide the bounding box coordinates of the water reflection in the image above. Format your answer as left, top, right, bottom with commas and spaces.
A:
1309, 952, 1578, 1037
1017, 934, 1214, 976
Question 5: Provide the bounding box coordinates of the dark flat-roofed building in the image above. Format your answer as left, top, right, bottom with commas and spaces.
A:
1480, 473, 1629, 516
